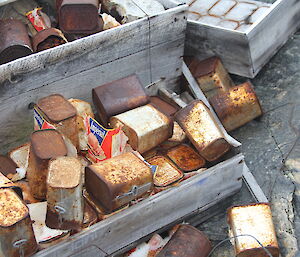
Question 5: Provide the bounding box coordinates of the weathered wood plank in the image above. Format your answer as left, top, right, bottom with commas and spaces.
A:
34, 154, 244, 257
0, 5, 187, 89
0, 38, 184, 154
247, 0, 300, 76
184, 21, 253, 77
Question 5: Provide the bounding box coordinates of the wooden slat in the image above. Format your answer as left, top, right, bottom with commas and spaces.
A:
0, 38, 184, 155
0, 5, 187, 88
247, 0, 300, 76
34, 154, 244, 257
184, 21, 253, 77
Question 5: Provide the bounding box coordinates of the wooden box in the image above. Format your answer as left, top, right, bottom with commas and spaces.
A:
182, 0, 300, 78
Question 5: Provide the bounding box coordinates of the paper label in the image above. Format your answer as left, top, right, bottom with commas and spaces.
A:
34, 107, 56, 130
84, 116, 128, 162
26, 8, 48, 32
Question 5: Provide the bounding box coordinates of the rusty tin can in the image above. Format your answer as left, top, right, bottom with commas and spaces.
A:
110, 104, 173, 154
166, 122, 187, 147
187, 56, 234, 99
27, 129, 68, 199
0, 188, 38, 257
46, 156, 84, 230
166, 144, 206, 172
35, 94, 79, 149
157, 224, 212, 257
175, 100, 231, 162
68, 98, 94, 151
85, 152, 153, 213
0, 172, 22, 199
0, 155, 18, 180
14, 180, 40, 204
92, 75, 150, 126
82, 200, 98, 229
227, 203, 279, 257
0, 19, 33, 65
147, 155, 183, 187
32, 28, 67, 52
149, 96, 179, 118
58, 0, 103, 34
209, 81, 263, 132
9, 143, 30, 172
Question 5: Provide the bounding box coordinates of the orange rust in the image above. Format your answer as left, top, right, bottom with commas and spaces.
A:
209, 81, 263, 132
147, 155, 183, 187
166, 144, 206, 172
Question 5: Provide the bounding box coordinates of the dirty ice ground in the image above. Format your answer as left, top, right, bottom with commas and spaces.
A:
196, 28, 300, 257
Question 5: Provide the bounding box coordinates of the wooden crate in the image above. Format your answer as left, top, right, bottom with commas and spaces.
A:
0, 0, 187, 154
182, 0, 300, 78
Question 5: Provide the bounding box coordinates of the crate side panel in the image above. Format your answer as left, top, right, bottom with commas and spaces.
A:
0, 5, 187, 90
248, 0, 300, 76
0, 38, 184, 155
34, 154, 244, 257
184, 22, 254, 78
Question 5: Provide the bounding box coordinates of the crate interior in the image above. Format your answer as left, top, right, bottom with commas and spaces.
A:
182, 0, 279, 33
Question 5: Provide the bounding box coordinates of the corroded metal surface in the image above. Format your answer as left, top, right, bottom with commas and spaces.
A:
209, 81, 263, 132
46, 156, 84, 230
0, 172, 22, 198
0, 19, 33, 65
228, 203, 279, 257
69, 98, 94, 151
175, 100, 231, 161
27, 129, 68, 199
9, 143, 30, 171
36, 94, 79, 148
32, 28, 67, 52
85, 152, 153, 213
187, 56, 234, 99
166, 144, 206, 172
186, 0, 271, 32
110, 104, 173, 153
147, 155, 183, 187
149, 96, 179, 118
92, 75, 149, 125
0, 155, 18, 179
156, 224, 212, 257
0, 188, 38, 257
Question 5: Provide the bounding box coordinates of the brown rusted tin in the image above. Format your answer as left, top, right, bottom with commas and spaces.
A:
149, 96, 179, 118
0, 188, 38, 257
14, 180, 40, 204
187, 56, 234, 99
27, 129, 68, 199
147, 155, 183, 187
32, 28, 67, 52
167, 144, 206, 172
85, 152, 153, 213
0, 19, 33, 65
58, 0, 103, 34
68, 98, 94, 151
209, 81, 263, 132
36, 94, 79, 149
227, 203, 279, 257
0, 155, 18, 180
175, 100, 231, 162
166, 121, 187, 146
156, 224, 212, 257
110, 104, 173, 154
93, 74, 150, 126
0, 172, 22, 199
46, 156, 84, 230
82, 200, 98, 228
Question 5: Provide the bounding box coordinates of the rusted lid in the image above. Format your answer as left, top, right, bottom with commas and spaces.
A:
0, 188, 28, 227
32, 28, 67, 52
157, 224, 212, 257
37, 94, 77, 123
167, 144, 206, 172
150, 96, 179, 117
59, 0, 103, 33
188, 56, 220, 78
48, 156, 82, 188
30, 129, 68, 160
0, 155, 18, 177
92, 74, 149, 124
147, 155, 183, 187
